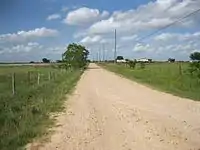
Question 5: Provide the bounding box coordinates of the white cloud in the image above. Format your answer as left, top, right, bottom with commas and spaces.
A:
48, 46, 66, 54
61, 6, 68, 12
73, 30, 88, 39
154, 32, 200, 41
0, 27, 59, 43
133, 43, 151, 52
150, 32, 200, 57
64, 7, 109, 26
80, 35, 102, 44
47, 14, 61, 20
139, 32, 200, 57
0, 43, 66, 62
86, 0, 200, 35
79, 34, 114, 46
101, 11, 109, 18
75, 0, 200, 61
120, 35, 137, 41
3, 0, 199, 61
81, 30, 200, 60
0, 42, 43, 54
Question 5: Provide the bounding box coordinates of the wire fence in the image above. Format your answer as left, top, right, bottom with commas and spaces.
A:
0, 69, 67, 96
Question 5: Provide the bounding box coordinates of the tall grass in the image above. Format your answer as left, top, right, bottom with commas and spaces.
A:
0, 66, 83, 150
100, 62, 200, 101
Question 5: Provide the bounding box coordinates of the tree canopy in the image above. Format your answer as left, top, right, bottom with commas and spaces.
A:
190, 52, 200, 61
168, 58, 175, 63
116, 56, 124, 60
189, 52, 200, 79
42, 58, 50, 63
62, 43, 89, 69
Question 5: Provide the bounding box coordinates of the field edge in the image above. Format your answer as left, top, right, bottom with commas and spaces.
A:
98, 63, 200, 101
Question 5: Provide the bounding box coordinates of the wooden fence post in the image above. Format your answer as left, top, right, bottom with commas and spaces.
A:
48, 72, 51, 81
179, 63, 182, 76
54, 72, 57, 79
12, 73, 16, 95
37, 72, 40, 85
27, 71, 30, 84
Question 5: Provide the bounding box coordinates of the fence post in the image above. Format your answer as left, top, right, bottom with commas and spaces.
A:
51, 72, 54, 80
27, 71, 30, 84
48, 72, 51, 81
179, 63, 182, 76
54, 72, 57, 79
37, 72, 40, 85
12, 73, 16, 95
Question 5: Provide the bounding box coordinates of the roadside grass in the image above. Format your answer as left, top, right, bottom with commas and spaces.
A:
100, 62, 200, 101
0, 66, 83, 150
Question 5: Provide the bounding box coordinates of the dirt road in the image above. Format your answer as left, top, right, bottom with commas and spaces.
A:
30, 63, 200, 150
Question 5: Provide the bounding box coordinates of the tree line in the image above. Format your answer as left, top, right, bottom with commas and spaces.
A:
39, 43, 200, 79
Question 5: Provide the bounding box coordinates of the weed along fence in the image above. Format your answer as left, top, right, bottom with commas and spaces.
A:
0, 65, 83, 149
0, 66, 67, 97
9, 71, 58, 95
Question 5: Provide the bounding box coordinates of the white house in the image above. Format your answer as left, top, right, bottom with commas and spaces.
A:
137, 58, 151, 62
116, 59, 127, 63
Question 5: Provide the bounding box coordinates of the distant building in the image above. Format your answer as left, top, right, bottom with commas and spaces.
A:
137, 58, 152, 63
189, 60, 199, 63
116, 59, 127, 63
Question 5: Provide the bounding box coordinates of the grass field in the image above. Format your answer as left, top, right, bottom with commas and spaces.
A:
0, 65, 83, 150
100, 62, 200, 101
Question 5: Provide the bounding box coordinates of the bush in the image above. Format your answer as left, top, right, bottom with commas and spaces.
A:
140, 62, 145, 69
188, 52, 200, 79
128, 60, 136, 69
188, 62, 200, 78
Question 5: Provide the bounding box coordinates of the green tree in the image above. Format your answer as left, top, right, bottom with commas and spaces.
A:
42, 58, 50, 63
168, 58, 175, 63
190, 52, 200, 61
116, 56, 124, 60
189, 52, 200, 79
62, 43, 89, 69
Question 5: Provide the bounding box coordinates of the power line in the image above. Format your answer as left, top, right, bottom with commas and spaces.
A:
137, 7, 200, 42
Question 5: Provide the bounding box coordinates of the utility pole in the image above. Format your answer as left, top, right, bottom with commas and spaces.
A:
96, 52, 98, 62
99, 47, 101, 62
114, 29, 117, 63
104, 50, 106, 61
92, 54, 95, 62
102, 44, 105, 62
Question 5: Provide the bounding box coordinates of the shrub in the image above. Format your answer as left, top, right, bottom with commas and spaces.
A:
128, 60, 136, 69
140, 62, 145, 69
188, 52, 200, 79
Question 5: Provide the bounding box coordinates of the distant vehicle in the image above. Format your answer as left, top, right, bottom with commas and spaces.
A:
116, 56, 127, 63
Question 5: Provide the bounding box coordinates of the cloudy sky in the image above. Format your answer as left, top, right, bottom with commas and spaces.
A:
0, 0, 200, 62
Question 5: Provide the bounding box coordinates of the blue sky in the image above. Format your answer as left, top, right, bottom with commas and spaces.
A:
0, 0, 200, 62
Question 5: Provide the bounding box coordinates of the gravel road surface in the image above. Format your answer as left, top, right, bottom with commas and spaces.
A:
29, 63, 200, 150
